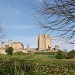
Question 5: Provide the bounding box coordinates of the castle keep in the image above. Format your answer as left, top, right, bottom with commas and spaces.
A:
38, 34, 52, 50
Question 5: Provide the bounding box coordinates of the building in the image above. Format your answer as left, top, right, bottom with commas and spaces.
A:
38, 34, 52, 50
0, 34, 59, 54
1, 40, 24, 50
12, 42, 24, 50
1, 42, 6, 49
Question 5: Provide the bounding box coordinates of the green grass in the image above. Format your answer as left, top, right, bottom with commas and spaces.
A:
0, 54, 52, 60
0, 54, 75, 75
0, 53, 75, 61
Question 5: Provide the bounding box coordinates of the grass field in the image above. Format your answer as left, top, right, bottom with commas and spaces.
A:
0, 53, 75, 75
0, 53, 54, 61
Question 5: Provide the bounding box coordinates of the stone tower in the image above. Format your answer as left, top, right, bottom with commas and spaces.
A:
38, 34, 52, 50
8, 40, 12, 47
1, 42, 6, 49
55, 45, 59, 50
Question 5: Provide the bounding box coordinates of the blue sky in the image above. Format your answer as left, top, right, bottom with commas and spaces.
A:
0, 0, 74, 50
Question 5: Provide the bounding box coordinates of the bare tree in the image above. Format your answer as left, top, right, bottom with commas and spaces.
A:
0, 21, 4, 39
37, 0, 75, 44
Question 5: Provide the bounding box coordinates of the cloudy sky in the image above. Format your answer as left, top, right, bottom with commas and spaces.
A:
0, 0, 74, 50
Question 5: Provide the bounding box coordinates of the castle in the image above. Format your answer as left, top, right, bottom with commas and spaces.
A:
0, 34, 59, 54
1, 40, 24, 50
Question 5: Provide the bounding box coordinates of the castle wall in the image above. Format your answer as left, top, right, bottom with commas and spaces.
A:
1, 42, 6, 49
55, 45, 59, 50
1, 40, 24, 50
0, 49, 6, 54
12, 42, 24, 50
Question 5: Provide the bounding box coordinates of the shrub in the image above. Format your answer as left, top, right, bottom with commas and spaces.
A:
5, 47, 13, 55
55, 50, 66, 59
67, 50, 75, 59
0, 59, 75, 75
13, 51, 26, 55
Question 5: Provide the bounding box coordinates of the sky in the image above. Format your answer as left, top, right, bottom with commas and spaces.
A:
0, 0, 74, 51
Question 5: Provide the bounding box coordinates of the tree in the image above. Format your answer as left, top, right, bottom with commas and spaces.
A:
37, 0, 75, 44
55, 50, 66, 59
5, 47, 13, 55
0, 21, 3, 39
67, 50, 75, 59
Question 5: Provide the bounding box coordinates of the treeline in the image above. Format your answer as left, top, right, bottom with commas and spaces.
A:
55, 50, 75, 59
34, 50, 75, 59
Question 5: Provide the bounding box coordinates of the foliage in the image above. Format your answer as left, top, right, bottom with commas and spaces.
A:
55, 50, 66, 59
67, 50, 75, 59
5, 47, 13, 55
34, 52, 56, 55
13, 51, 26, 55
0, 59, 75, 75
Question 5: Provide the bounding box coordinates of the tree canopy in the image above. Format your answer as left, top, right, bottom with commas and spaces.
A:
5, 47, 13, 55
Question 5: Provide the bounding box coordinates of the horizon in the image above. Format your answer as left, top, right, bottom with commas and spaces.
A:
0, 34, 74, 51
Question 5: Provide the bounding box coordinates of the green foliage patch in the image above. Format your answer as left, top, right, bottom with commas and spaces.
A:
34, 52, 56, 55
5, 47, 13, 55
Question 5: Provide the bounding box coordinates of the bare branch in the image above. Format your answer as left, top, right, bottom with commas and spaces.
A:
36, 0, 75, 44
